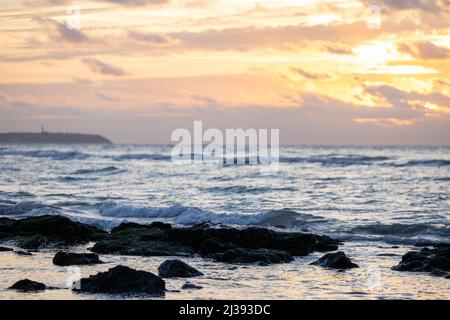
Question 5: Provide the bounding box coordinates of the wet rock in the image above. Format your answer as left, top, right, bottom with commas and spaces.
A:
167, 226, 339, 256
310, 251, 359, 269
9, 279, 46, 292
158, 259, 203, 278
74, 265, 165, 295
90, 220, 339, 259
91, 238, 192, 257
0, 215, 106, 248
0, 246, 13, 252
212, 248, 293, 265
392, 245, 450, 277
15, 250, 32, 256
53, 251, 103, 266
19, 235, 47, 249
199, 238, 237, 256
182, 282, 203, 290
111, 221, 171, 234
12, 215, 105, 243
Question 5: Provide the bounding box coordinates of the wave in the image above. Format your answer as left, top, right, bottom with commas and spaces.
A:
111, 154, 171, 161
0, 201, 59, 216
0, 149, 90, 160
59, 176, 99, 182
279, 155, 391, 166
387, 159, 450, 167
203, 185, 297, 194
71, 166, 119, 174
0, 191, 35, 198
98, 203, 327, 228
351, 223, 450, 238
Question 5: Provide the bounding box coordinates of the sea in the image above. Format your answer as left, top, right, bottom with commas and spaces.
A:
0, 144, 449, 299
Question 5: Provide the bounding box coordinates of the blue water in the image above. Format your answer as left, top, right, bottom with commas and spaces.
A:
0, 144, 449, 245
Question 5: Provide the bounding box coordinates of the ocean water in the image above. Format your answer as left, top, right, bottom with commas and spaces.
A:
0, 144, 449, 299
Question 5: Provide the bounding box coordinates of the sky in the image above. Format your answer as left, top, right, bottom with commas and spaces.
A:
0, 0, 449, 145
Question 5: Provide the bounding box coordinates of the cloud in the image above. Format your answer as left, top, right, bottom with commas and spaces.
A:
416, 42, 450, 59
82, 58, 126, 76
99, 0, 170, 6
36, 18, 90, 43
290, 67, 329, 80
399, 42, 450, 59
94, 91, 120, 102
365, 84, 450, 115
363, 0, 449, 13
325, 45, 353, 55
127, 30, 172, 44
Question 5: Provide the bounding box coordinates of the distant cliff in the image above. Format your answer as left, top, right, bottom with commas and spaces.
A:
0, 132, 113, 144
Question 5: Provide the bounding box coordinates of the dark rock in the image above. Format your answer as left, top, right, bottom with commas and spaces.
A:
310, 251, 359, 269
91, 238, 192, 257
9, 279, 46, 292
182, 282, 203, 290
0, 246, 13, 252
212, 248, 293, 265
53, 251, 103, 266
0, 215, 105, 248
110, 221, 171, 234
15, 250, 32, 256
12, 215, 105, 243
392, 246, 450, 277
167, 226, 339, 256
92, 220, 339, 259
158, 259, 203, 278
19, 235, 47, 249
199, 238, 237, 256
74, 265, 165, 295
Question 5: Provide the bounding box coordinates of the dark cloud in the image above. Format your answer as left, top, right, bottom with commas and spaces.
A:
127, 30, 172, 44
94, 91, 120, 102
99, 0, 170, 6
363, 0, 449, 13
398, 42, 450, 59
325, 45, 353, 55
366, 85, 450, 111
35, 18, 90, 43
290, 68, 329, 80
82, 58, 126, 76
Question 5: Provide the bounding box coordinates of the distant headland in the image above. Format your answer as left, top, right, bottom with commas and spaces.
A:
0, 128, 112, 144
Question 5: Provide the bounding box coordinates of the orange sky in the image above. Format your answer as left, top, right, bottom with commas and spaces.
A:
0, 0, 449, 145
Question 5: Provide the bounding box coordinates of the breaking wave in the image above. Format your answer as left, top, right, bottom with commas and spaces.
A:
0, 149, 90, 160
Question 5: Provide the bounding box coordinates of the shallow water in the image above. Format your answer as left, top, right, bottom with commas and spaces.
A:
0, 242, 448, 300
0, 144, 449, 299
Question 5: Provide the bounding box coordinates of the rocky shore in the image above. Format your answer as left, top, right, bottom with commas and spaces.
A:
1, 215, 449, 296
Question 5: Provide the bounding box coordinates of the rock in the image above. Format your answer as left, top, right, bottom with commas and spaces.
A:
9, 279, 46, 292
310, 251, 359, 269
110, 221, 171, 234
90, 220, 339, 259
0, 246, 13, 252
15, 250, 32, 256
53, 251, 103, 266
12, 215, 105, 243
91, 238, 192, 257
212, 248, 293, 265
19, 235, 47, 249
0, 215, 106, 248
199, 238, 237, 256
392, 246, 450, 277
167, 226, 339, 256
158, 259, 203, 278
74, 265, 165, 295
182, 282, 203, 290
